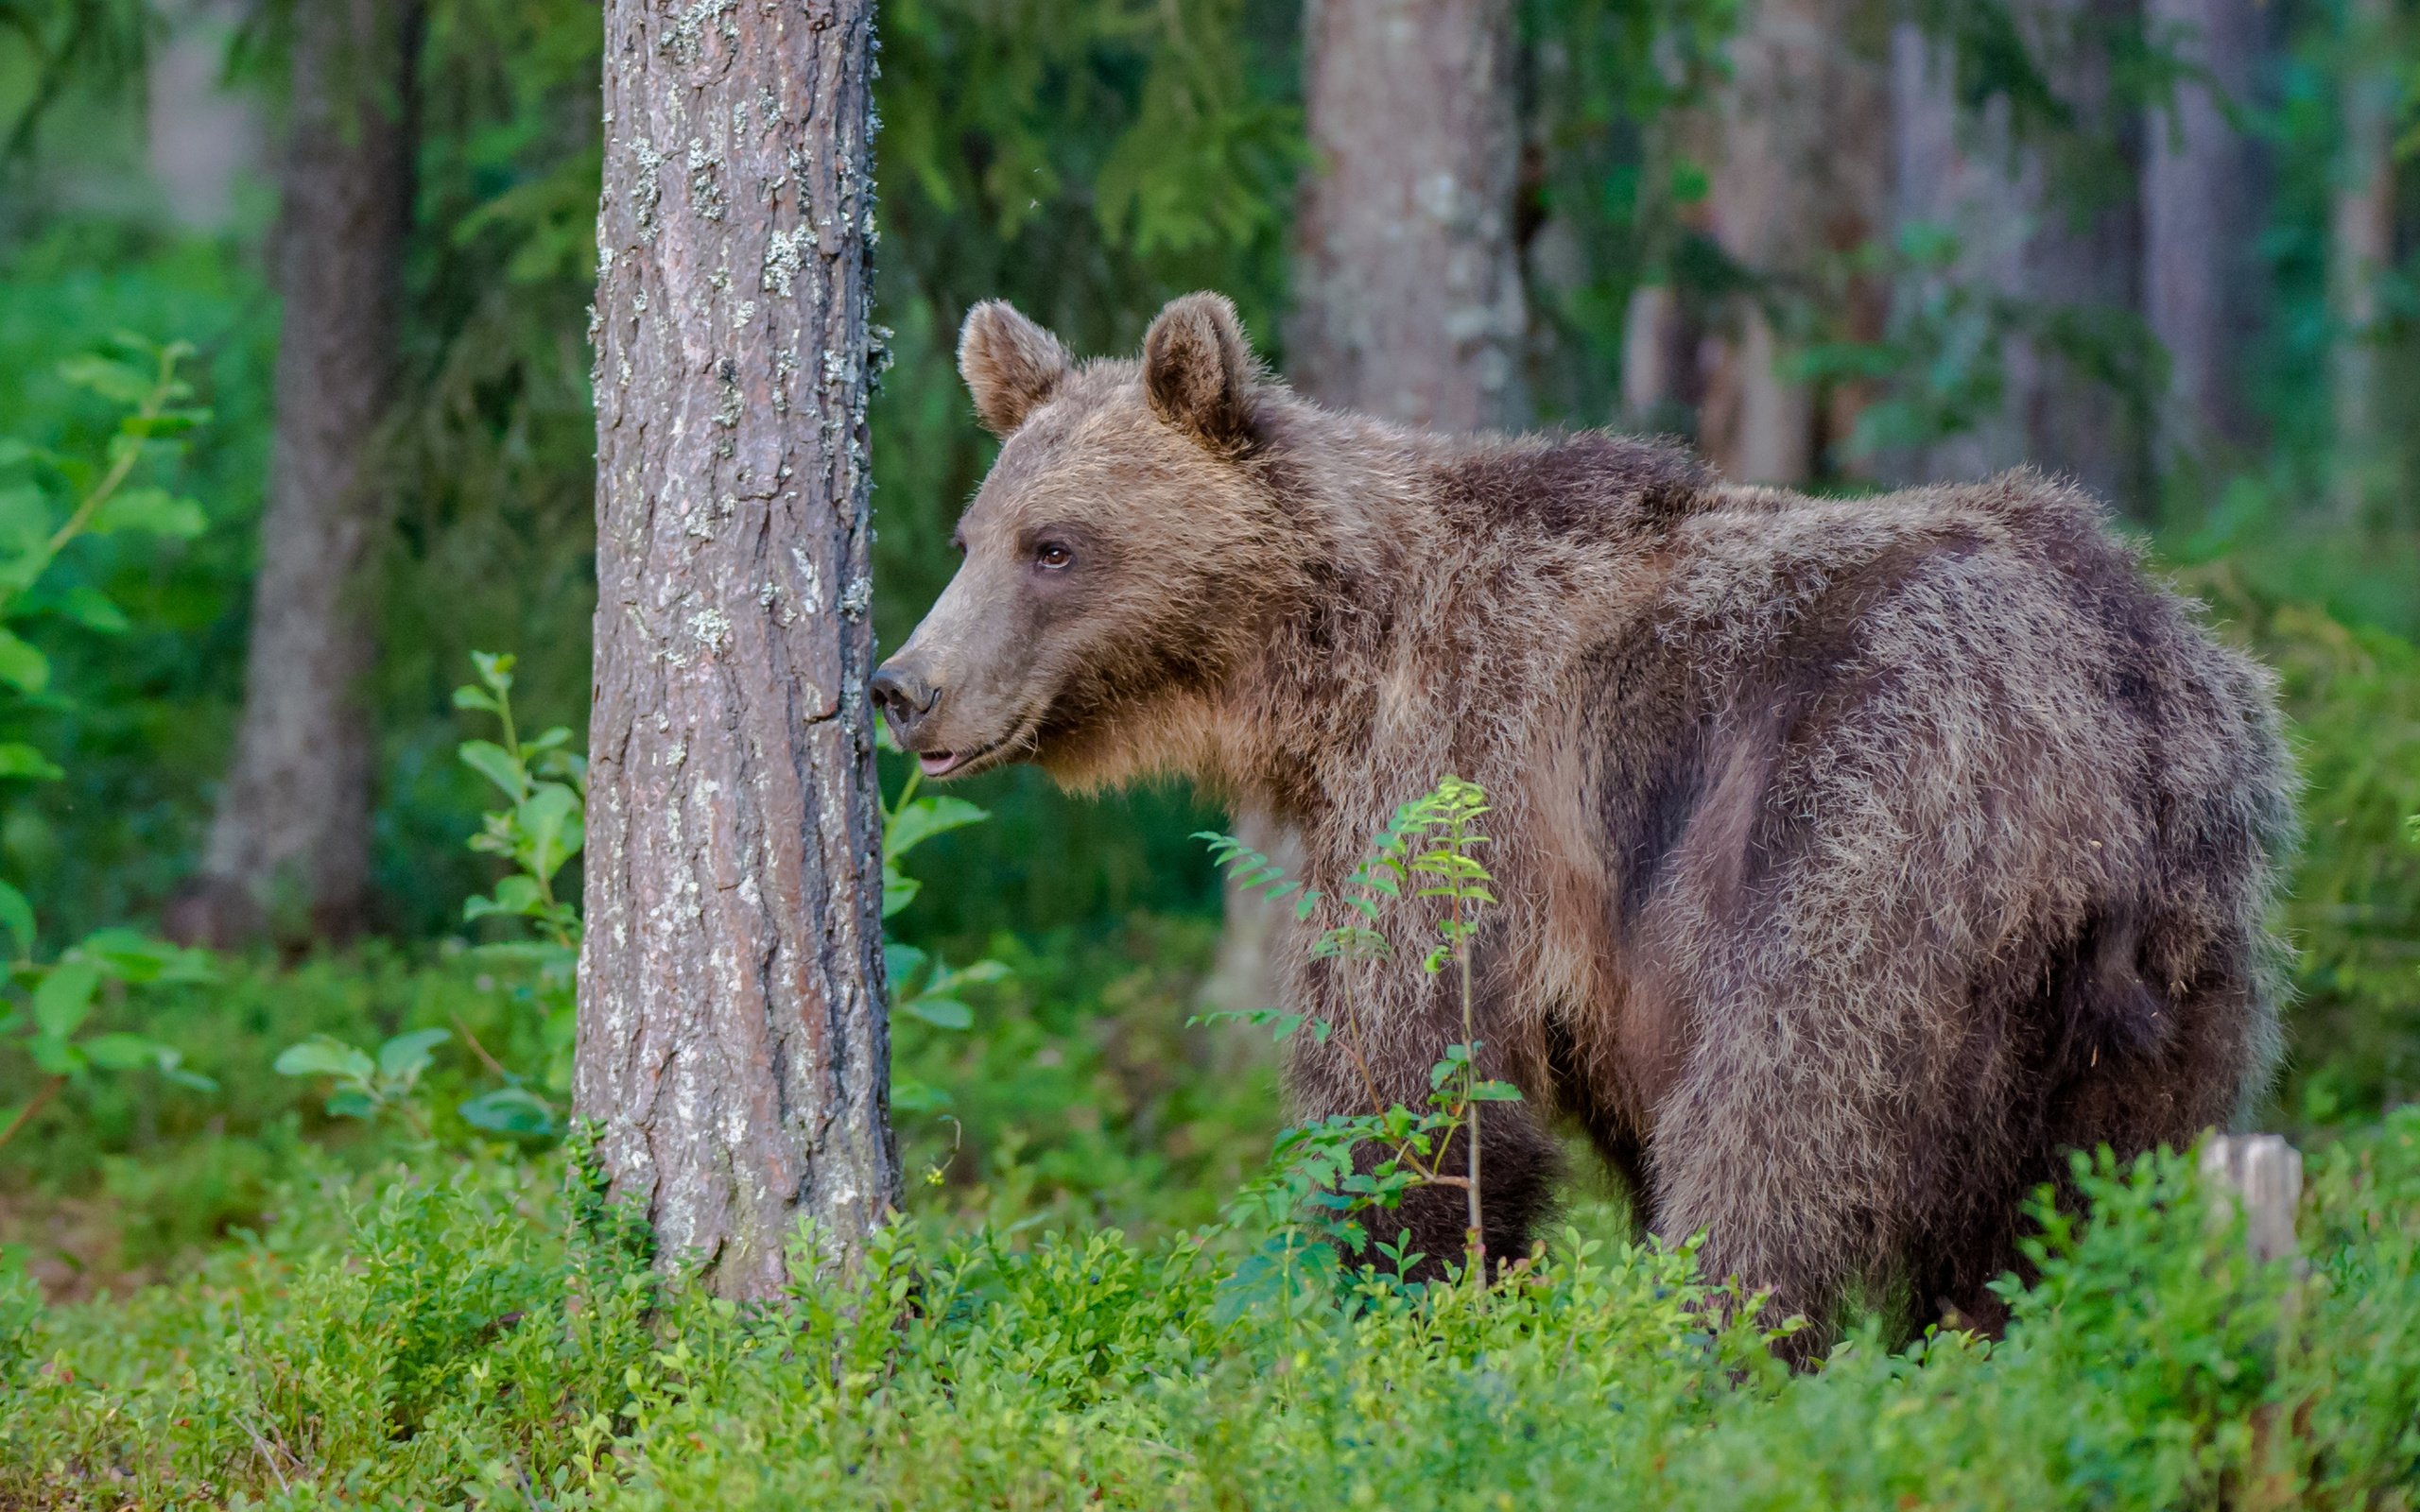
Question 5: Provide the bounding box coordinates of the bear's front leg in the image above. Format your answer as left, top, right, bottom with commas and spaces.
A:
1286, 1029, 1562, 1281
1355, 1114, 1563, 1281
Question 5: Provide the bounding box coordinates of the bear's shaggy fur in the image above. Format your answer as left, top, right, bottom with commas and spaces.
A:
874, 293, 2296, 1341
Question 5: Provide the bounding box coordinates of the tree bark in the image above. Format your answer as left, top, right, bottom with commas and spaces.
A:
2329, 0, 2397, 524
1289, 0, 1529, 431
187, 0, 418, 944
2141, 0, 2267, 464
577, 0, 896, 1297
1696, 0, 1889, 485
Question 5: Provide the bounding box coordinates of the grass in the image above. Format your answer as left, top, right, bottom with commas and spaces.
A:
0, 1114, 2416, 1508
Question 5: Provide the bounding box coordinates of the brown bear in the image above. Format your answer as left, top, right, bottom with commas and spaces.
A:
871, 291, 2296, 1343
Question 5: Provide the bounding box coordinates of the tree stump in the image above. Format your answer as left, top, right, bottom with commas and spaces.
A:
2200, 1133, 2304, 1265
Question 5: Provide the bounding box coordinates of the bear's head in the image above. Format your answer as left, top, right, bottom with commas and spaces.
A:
872, 292, 1293, 791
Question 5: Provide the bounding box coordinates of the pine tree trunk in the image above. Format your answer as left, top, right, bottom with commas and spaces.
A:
1289, 0, 1528, 430
1888, 0, 2151, 510
1697, 0, 1888, 485
2330, 0, 2397, 523
146, 0, 262, 232
1889, 19, 2031, 485
187, 0, 418, 944
2019, 0, 2150, 509
576, 0, 896, 1297
1618, 283, 1692, 432
2141, 0, 2267, 463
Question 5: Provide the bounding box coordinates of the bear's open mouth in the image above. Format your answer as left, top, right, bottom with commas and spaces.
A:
914, 731, 1014, 780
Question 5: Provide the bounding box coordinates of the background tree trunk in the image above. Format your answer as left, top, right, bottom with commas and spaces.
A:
1889, 18, 2033, 485
2329, 0, 2397, 524
1205, 0, 1530, 1022
146, 0, 261, 232
1618, 282, 1693, 433
1288, 0, 1529, 430
1888, 0, 2151, 511
2014, 13, 2150, 516
186, 0, 419, 944
2141, 0, 2267, 466
1695, 0, 1889, 485
576, 0, 896, 1297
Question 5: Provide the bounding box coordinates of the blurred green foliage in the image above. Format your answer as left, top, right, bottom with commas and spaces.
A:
2244, 600, 2420, 1114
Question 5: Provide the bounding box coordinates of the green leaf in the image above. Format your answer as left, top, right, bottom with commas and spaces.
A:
451, 683, 500, 713
28, 1034, 81, 1075
46, 586, 129, 634
0, 628, 51, 695
517, 782, 583, 881
31, 961, 99, 1040
470, 650, 515, 692
274, 1036, 377, 1084
0, 483, 53, 552
89, 487, 206, 539
891, 1075, 951, 1113
0, 881, 34, 959
466, 874, 545, 922
886, 795, 990, 862
130, 407, 209, 439
883, 941, 929, 988
458, 1086, 557, 1137
162, 1057, 217, 1093
57, 353, 152, 404
82, 1032, 171, 1071
325, 1088, 379, 1121
458, 739, 526, 801
74, 927, 214, 984
882, 863, 922, 920
378, 1028, 452, 1083
0, 744, 60, 782
900, 995, 974, 1030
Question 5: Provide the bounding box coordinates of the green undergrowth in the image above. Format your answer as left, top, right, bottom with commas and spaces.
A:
2, 1113, 2417, 1509
0, 914, 1282, 1288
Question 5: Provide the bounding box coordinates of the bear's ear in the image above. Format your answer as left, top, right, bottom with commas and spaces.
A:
1142, 292, 1258, 453
959, 301, 1072, 437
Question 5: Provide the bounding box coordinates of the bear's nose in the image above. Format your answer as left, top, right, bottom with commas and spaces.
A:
870, 663, 939, 737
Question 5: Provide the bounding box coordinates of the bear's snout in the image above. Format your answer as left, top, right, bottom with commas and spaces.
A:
870, 662, 940, 745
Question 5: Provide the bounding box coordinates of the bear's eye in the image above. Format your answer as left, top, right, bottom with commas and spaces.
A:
1033, 541, 1074, 572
